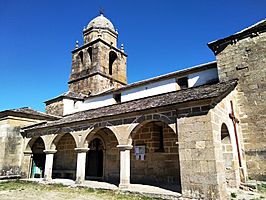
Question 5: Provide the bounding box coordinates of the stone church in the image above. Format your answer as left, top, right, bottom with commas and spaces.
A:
0, 13, 265, 199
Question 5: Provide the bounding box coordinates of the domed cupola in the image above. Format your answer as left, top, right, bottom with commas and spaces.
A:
87, 14, 115, 32
83, 13, 118, 46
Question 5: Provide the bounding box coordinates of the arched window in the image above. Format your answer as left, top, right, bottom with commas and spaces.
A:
78, 51, 83, 65
109, 51, 117, 75
88, 47, 92, 64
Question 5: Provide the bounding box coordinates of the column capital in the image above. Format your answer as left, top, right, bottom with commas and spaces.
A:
43, 150, 57, 154
117, 144, 133, 150
75, 148, 90, 153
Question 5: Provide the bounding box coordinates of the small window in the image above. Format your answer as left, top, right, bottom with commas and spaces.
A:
177, 77, 188, 89
114, 93, 121, 103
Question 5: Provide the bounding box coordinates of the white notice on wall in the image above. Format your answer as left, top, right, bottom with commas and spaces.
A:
134, 145, 145, 160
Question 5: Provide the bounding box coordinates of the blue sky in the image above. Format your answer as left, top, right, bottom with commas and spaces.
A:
0, 0, 265, 112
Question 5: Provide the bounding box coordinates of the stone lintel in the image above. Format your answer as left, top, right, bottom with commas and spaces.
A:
75, 148, 90, 153
117, 144, 133, 151
43, 150, 57, 154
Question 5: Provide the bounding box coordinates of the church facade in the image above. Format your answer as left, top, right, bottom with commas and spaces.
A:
0, 14, 265, 199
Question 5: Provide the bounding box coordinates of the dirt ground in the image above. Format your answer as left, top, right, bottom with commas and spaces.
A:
0, 188, 106, 200
0, 181, 156, 200
0, 180, 265, 200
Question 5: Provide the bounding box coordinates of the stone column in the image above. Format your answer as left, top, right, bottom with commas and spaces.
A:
22, 151, 33, 178
117, 144, 132, 189
75, 148, 89, 184
43, 150, 57, 181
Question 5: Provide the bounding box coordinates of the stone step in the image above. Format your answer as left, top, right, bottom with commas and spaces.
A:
240, 181, 257, 192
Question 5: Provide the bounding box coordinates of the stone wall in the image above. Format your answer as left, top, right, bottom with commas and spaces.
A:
45, 100, 63, 116
216, 31, 266, 180
53, 133, 77, 179
178, 112, 227, 199
84, 29, 117, 47
210, 89, 246, 190
0, 125, 22, 176
68, 74, 123, 95
131, 122, 180, 189
98, 43, 127, 84
0, 117, 42, 177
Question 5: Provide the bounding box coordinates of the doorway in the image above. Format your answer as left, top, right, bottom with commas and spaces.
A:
31, 137, 45, 178
86, 138, 104, 179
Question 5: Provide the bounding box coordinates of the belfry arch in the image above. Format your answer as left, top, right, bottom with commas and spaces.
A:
109, 51, 117, 75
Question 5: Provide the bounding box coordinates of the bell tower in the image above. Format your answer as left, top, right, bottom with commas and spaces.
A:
68, 13, 127, 95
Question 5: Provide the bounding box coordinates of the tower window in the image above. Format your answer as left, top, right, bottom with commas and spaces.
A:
109, 51, 117, 75
177, 77, 188, 89
88, 47, 92, 64
78, 51, 84, 64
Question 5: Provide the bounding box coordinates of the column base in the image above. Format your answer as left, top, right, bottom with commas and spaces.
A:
43, 177, 52, 182
75, 177, 84, 184
119, 183, 130, 189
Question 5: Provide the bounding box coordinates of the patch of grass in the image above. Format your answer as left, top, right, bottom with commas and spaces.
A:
85, 187, 95, 193
0, 180, 163, 200
114, 193, 158, 200
258, 183, 266, 193
0, 180, 32, 191
95, 189, 107, 194
231, 192, 237, 198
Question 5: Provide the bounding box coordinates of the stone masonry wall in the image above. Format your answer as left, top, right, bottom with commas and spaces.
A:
0, 125, 22, 176
69, 74, 123, 95
99, 43, 127, 84
0, 117, 42, 177
178, 112, 227, 200
131, 122, 180, 189
45, 100, 63, 116
53, 133, 77, 179
84, 30, 117, 47
216, 31, 266, 180
210, 89, 245, 188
